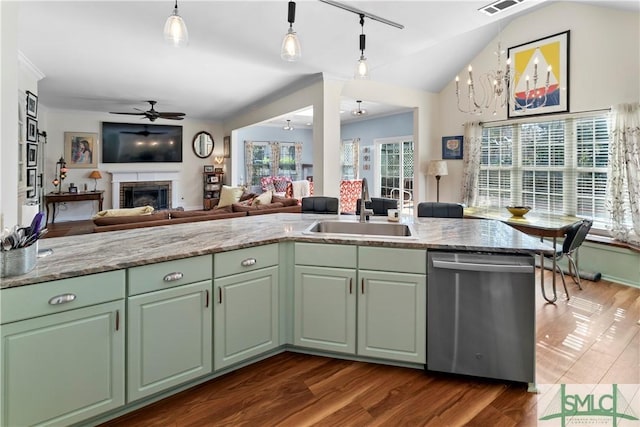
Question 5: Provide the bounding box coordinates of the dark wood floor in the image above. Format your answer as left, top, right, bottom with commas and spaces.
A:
43, 219, 95, 238
100, 271, 640, 427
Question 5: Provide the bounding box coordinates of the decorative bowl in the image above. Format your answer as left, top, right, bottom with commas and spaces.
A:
506, 206, 531, 217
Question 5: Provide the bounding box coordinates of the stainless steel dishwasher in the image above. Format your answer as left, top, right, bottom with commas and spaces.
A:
427, 252, 535, 384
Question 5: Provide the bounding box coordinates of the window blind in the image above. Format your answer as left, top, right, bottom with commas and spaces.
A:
480, 112, 613, 231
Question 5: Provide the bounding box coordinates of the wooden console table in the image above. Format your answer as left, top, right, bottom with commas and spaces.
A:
45, 191, 104, 224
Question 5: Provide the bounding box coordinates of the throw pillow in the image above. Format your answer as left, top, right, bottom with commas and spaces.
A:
217, 186, 244, 208
252, 190, 273, 206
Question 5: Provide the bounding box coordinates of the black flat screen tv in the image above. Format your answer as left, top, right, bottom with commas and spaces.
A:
102, 122, 183, 163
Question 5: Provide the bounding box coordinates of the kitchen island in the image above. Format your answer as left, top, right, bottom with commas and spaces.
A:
0, 214, 552, 427
1, 213, 551, 289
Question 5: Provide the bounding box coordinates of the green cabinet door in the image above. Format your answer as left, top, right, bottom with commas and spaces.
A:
1, 301, 125, 427
214, 266, 279, 370
294, 265, 357, 354
127, 280, 212, 402
358, 270, 426, 363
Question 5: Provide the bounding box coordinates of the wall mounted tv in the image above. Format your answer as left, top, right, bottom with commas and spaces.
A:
102, 122, 183, 163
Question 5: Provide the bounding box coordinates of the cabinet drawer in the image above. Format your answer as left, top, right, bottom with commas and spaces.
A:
1, 270, 125, 324
214, 244, 278, 278
128, 255, 212, 296
294, 243, 357, 268
358, 246, 426, 274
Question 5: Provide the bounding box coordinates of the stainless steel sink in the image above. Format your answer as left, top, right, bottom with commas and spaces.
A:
303, 220, 416, 239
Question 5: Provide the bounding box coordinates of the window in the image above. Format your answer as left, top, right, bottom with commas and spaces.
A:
479, 113, 612, 230
341, 138, 359, 179
246, 141, 300, 186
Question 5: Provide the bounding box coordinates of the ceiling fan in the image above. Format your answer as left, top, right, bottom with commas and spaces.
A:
110, 100, 185, 121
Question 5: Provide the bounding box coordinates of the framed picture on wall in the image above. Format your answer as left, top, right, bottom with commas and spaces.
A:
26, 117, 37, 142
442, 136, 463, 160
507, 30, 570, 118
26, 168, 36, 198
26, 143, 38, 167
64, 132, 98, 168
26, 91, 38, 118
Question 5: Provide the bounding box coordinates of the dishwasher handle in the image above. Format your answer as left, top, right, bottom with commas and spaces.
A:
432, 259, 533, 274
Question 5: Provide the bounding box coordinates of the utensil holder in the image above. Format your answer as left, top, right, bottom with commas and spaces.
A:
1, 244, 37, 278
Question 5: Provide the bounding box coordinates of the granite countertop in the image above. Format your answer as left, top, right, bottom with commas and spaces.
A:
0, 213, 553, 289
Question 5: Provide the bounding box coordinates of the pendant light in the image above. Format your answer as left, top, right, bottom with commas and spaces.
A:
354, 14, 369, 80
164, 0, 189, 47
351, 100, 367, 116
281, 1, 301, 61
283, 120, 294, 131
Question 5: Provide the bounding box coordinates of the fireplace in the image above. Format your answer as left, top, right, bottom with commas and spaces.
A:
108, 171, 181, 210
120, 181, 171, 209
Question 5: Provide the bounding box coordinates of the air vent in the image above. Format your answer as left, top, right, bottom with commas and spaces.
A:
479, 0, 524, 15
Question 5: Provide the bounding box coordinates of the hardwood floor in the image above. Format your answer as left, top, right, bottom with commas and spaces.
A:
42, 219, 95, 238
100, 270, 640, 427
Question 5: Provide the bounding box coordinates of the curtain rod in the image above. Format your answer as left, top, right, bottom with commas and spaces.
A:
468, 107, 612, 127
318, 0, 404, 29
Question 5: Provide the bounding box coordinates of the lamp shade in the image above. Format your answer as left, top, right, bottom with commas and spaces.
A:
88, 170, 102, 180
427, 160, 448, 177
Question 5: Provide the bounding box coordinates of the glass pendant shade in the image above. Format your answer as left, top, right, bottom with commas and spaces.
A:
355, 55, 370, 80
164, 5, 188, 47
281, 28, 301, 61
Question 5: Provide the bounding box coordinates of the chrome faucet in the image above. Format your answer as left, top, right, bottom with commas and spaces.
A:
359, 178, 374, 222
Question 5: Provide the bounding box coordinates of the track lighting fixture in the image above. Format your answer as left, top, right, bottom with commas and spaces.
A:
283, 120, 294, 131
281, 1, 301, 61
351, 100, 367, 116
164, 0, 189, 47
354, 14, 369, 80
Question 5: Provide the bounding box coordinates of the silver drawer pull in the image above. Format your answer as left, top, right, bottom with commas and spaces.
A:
48, 293, 76, 305
241, 258, 257, 267
163, 272, 184, 282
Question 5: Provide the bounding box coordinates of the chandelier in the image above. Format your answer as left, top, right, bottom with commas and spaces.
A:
455, 42, 553, 116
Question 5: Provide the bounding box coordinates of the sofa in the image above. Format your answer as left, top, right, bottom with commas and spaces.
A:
93, 192, 301, 232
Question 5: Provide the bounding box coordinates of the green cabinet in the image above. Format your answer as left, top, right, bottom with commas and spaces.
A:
127, 256, 212, 402
214, 244, 280, 370
294, 265, 357, 354
1, 272, 125, 427
293, 243, 426, 364
357, 270, 426, 363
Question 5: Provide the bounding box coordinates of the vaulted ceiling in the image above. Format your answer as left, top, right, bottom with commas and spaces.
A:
16, 1, 638, 125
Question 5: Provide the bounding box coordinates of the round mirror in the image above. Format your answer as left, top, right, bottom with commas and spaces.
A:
192, 131, 214, 158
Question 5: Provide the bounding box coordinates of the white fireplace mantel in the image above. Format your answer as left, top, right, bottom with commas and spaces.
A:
109, 171, 180, 209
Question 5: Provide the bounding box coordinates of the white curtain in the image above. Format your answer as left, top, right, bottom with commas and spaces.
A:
460, 121, 483, 206
244, 141, 255, 187
269, 142, 280, 176
607, 103, 640, 245
294, 142, 303, 180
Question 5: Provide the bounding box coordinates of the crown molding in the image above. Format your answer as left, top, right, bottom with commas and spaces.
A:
18, 50, 45, 81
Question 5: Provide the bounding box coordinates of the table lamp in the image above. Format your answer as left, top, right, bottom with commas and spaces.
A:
427, 160, 448, 202
88, 170, 102, 192
52, 157, 67, 194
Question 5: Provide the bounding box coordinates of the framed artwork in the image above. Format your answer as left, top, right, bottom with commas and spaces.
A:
64, 132, 98, 168
26, 168, 36, 198
508, 30, 570, 118
442, 136, 463, 160
204, 165, 214, 172
223, 136, 231, 158
26, 143, 38, 167
26, 91, 38, 118
26, 117, 37, 142
208, 175, 219, 184
214, 167, 224, 174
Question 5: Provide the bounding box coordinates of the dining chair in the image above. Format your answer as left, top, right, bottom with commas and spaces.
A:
355, 197, 398, 216
301, 196, 339, 214
545, 219, 593, 298
417, 202, 464, 218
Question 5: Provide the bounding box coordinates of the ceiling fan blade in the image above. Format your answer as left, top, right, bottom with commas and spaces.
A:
163, 117, 184, 120
109, 112, 146, 116
158, 112, 186, 116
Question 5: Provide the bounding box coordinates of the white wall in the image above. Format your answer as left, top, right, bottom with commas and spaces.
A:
1, 2, 19, 228
436, 1, 640, 202
42, 109, 223, 220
